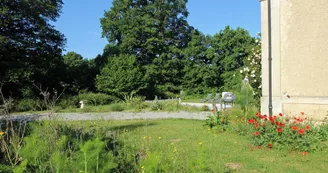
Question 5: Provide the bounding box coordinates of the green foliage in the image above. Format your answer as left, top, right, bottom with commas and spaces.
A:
78, 92, 119, 106
235, 80, 256, 122
205, 111, 230, 132
16, 121, 118, 172
241, 33, 262, 104
247, 113, 328, 152
63, 52, 98, 93
183, 30, 220, 94
100, 0, 193, 99
13, 99, 45, 112
150, 101, 164, 111
109, 103, 125, 112
57, 96, 80, 109
96, 54, 148, 98
212, 26, 256, 92
0, 0, 66, 97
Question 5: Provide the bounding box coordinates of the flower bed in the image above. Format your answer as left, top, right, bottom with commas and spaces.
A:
248, 112, 328, 152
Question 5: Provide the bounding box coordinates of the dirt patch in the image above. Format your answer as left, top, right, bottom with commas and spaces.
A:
170, 138, 182, 143
225, 162, 242, 170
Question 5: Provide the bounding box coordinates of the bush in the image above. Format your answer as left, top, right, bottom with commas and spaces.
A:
13, 99, 44, 112
78, 92, 119, 106
150, 101, 164, 111
57, 96, 79, 109
110, 103, 125, 112
205, 111, 229, 132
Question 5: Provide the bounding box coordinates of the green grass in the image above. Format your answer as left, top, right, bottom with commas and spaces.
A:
67, 119, 328, 172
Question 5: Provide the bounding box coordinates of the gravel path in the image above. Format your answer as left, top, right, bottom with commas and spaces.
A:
7, 111, 213, 121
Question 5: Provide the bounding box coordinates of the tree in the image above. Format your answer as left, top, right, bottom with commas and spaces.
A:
63, 52, 98, 94
100, 0, 193, 98
0, 0, 65, 97
183, 30, 220, 94
96, 54, 148, 98
212, 26, 256, 92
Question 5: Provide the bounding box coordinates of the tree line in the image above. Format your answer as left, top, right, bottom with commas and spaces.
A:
0, 0, 260, 103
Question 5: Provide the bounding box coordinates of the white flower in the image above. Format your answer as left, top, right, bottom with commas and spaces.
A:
253, 91, 256, 95
254, 80, 257, 82
233, 74, 236, 77
251, 70, 255, 74
255, 39, 259, 43
258, 85, 262, 89
248, 58, 251, 61
240, 70, 243, 73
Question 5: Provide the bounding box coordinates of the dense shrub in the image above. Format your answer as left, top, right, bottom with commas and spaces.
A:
78, 92, 119, 106
57, 96, 79, 109
109, 104, 125, 112
13, 99, 45, 112
205, 111, 229, 132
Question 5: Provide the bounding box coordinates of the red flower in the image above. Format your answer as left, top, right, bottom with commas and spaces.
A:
211, 109, 215, 112
273, 116, 277, 119
301, 112, 305, 115
305, 125, 310, 131
277, 128, 283, 133
267, 143, 272, 148
248, 119, 255, 124
299, 128, 305, 135
255, 131, 260, 136
255, 123, 259, 128
291, 126, 298, 131
302, 151, 308, 156
279, 113, 283, 117
256, 112, 260, 117
276, 122, 285, 127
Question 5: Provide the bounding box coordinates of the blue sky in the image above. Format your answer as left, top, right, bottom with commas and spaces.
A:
54, 0, 261, 59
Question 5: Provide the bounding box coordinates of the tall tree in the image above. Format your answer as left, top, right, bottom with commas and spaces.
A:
96, 54, 148, 98
63, 52, 97, 93
212, 26, 256, 92
183, 30, 220, 94
100, 0, 193, 98
0, 0, 65, 97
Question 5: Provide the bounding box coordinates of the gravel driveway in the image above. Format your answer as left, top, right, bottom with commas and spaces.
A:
6, 111, 213, 121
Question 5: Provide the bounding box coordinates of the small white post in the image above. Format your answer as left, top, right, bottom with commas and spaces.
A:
79, 101, 84, 109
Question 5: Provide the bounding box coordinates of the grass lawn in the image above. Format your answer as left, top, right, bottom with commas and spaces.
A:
68, 119, 328, 173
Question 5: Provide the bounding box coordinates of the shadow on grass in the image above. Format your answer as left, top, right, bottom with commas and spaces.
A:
109, 122, 158, 132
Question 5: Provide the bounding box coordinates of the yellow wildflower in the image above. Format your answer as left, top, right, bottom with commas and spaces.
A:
141, 166, 145, 169
0, 131, 4, 136
173, 147, 177, 153
199, 142, 203, 145
143, 136, 147, 139
208, 128, 211, 131
158, 137, 161, 140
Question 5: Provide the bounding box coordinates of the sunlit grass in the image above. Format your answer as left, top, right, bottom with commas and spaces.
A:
68, 119, 328, 172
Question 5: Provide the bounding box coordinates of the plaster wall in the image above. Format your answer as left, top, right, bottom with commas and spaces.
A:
261, 0, 328, 120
